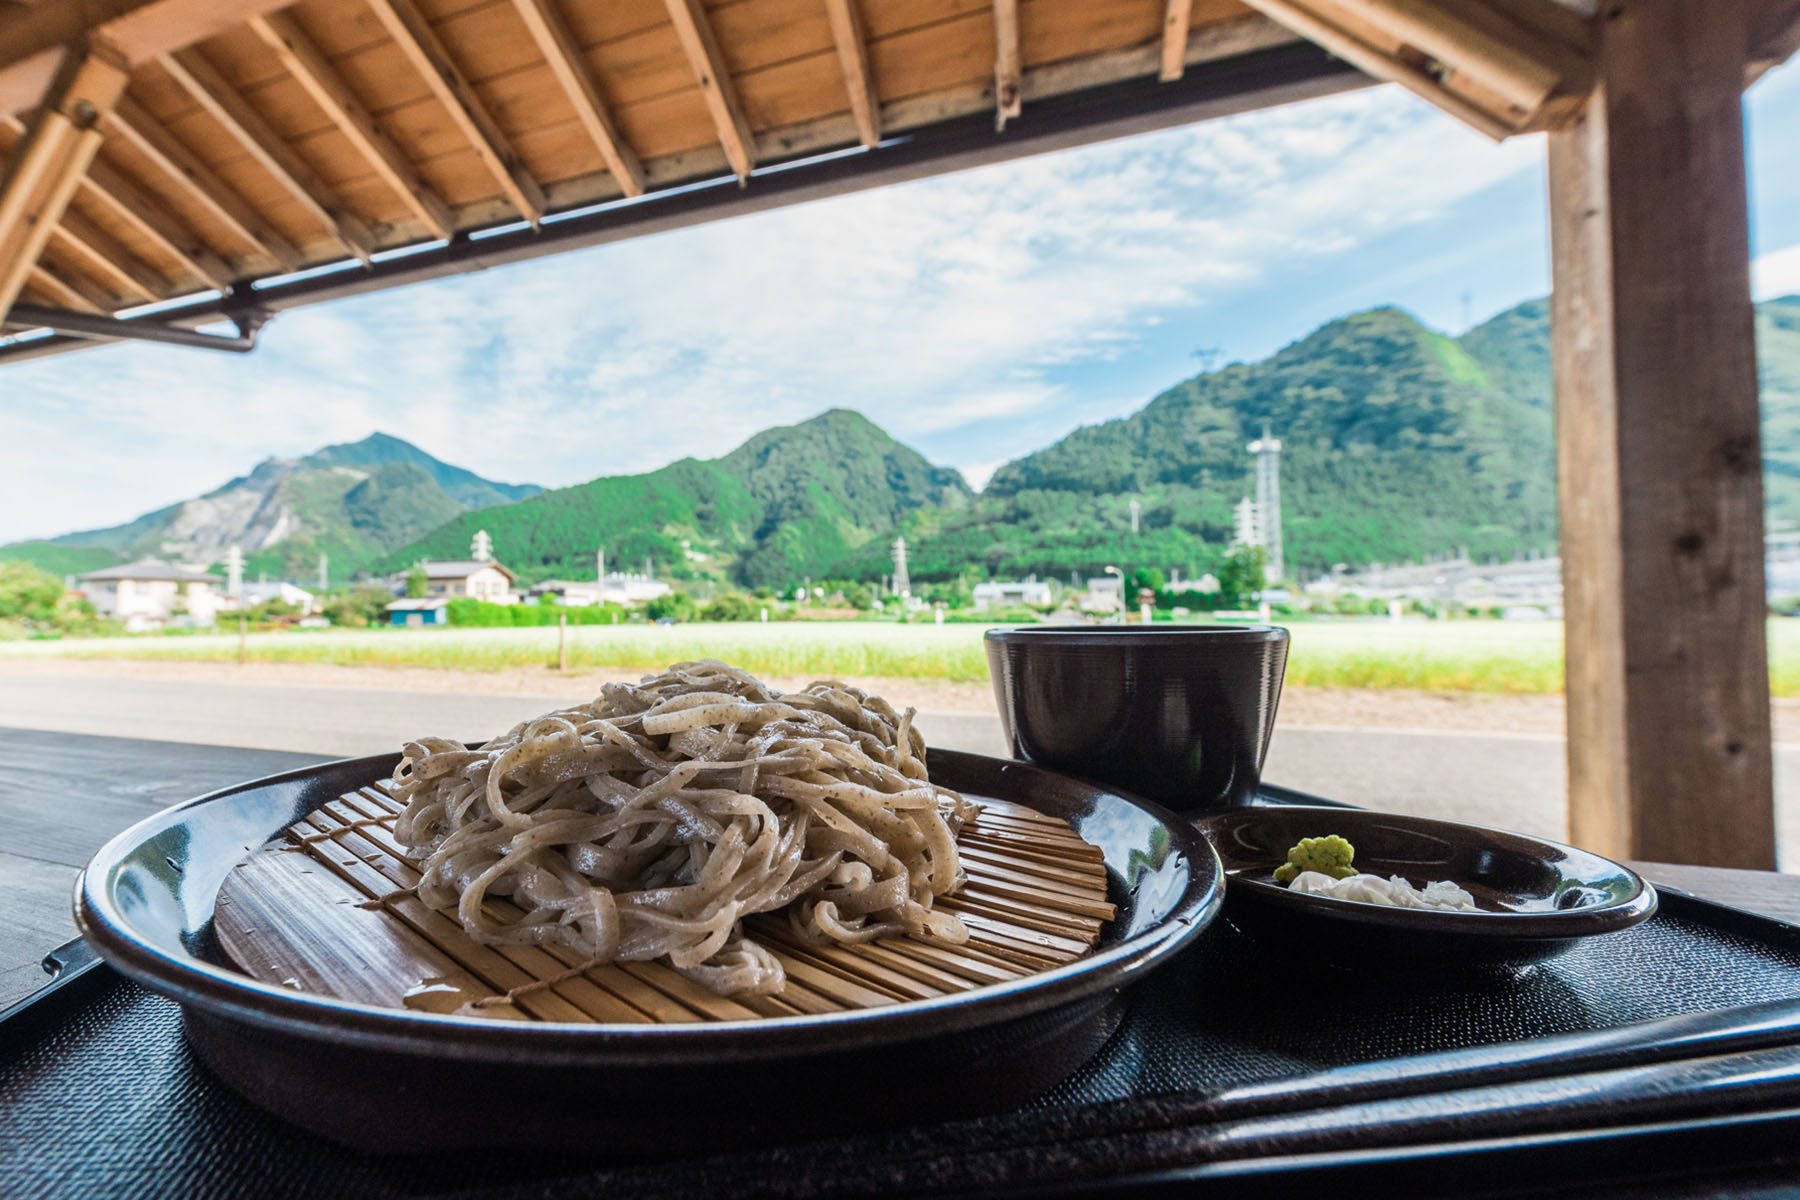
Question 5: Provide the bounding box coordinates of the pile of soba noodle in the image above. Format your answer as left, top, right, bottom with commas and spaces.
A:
391, 660, 976, 997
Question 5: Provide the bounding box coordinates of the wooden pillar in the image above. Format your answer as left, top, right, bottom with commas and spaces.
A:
0, 43, 127, 317
1548, 0, 1774, 868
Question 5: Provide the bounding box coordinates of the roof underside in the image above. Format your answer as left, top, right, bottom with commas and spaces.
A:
1, 0, 1788, 364
0, 0, 1369, 360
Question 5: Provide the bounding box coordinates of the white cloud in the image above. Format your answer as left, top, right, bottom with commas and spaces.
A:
1755, 243, 1800, 301
1, 83, 1543, 544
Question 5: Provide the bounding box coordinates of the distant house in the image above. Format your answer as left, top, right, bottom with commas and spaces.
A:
78, 562, 225, 631
530, 573, 670, 607
1080, 576, 1125, 613
219, 581, 317, 613
529, 579, 606, 606
972, 578, 1054, 610
415, 560, 517, 603
385, 597, 450, 627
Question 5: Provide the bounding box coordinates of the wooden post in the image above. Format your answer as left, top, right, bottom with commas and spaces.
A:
238, 612, 248, 666
0, 43, 127, 317
1548, 0, 1773, 867
557, 612, 567, 672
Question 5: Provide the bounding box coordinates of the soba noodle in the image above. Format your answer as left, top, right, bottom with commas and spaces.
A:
391, 660, 976, 998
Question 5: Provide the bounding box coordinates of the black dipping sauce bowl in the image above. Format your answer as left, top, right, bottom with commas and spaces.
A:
984, 624, 1289, 815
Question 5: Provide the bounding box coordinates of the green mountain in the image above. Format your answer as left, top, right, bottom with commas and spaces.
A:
297, 431, 539, 509
383, 409, 973, 587
854, 305, 1558, 583
18, 296, 1800, 593
1, 433, 540, 580
0, 541, 128, 576
849, 295, 1800, 584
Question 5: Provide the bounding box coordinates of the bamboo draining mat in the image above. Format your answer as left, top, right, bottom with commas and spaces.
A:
214, 783, 1117, 1023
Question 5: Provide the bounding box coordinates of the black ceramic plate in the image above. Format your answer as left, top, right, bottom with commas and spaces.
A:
1195, 806, 1657, 966
75, 748, 1221, 1152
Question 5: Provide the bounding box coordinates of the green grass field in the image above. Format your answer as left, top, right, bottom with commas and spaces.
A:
8, 618, 1800, 695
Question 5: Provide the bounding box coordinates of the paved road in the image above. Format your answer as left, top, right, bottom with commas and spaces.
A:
1, 672, 1793, 863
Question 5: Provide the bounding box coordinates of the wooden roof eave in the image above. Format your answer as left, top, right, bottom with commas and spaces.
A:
0, 0, 298, 119
3, 1, 1387, 355
1233, 0, 1597, 139
0, 37, 1368, 364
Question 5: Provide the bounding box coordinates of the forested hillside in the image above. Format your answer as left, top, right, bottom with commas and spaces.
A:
848, 305, 1560, 583
382, 409, 972, 587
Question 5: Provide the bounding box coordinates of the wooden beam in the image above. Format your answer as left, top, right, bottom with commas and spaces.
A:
159, 49, 376, 263
79, 151, 234, 290
247, 11, 454, 240
0, 0, 298, 121
1330, 0, 1564, 114
661, 0, 755, 182
2, 109, 226, 291
1161, 0, 1195, 81
823, 0, 881, 147
103, 95, 301, 271
28, 262, 106, 313
365, 0, 545, 225
51, 207, 165, 301
509, 0, 643, 197
0, 45, 128, 317
1234, 0, 1515, 138
992, 0, 1022, 130
1548, 0, 1773, 868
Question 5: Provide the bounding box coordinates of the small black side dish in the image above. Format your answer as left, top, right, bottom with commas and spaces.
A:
1195, 806, 1658, 967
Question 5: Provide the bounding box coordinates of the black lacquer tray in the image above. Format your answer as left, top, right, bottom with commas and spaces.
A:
5, 774, 1800, 1198
64, 748, 1219, 1152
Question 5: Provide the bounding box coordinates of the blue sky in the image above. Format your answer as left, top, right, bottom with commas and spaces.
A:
5, 61, 1799, 546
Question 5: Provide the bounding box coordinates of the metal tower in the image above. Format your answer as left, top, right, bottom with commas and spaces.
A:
1232, 497, 1260, 549
471, 529, 493, 562
1246, 424, 1283, 582
892, 536, 911, 597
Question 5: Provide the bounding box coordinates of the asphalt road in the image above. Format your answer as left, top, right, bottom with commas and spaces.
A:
1, 672, 1793, 863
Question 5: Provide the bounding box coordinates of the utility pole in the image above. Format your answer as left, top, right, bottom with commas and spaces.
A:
1129, 499, 1141, 534
317, 552, 328, 591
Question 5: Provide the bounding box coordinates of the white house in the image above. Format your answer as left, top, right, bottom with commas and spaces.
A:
528, 579, 602, 606
79, 562, 225, 631
1080, 576, 1125, 613
218, 581, 317, 613
526, 572, 670, 607
415, 560, 518, 603
598, 572, 671, 606
972, 578, 1054, 610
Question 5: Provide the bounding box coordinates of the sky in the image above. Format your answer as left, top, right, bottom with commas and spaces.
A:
4, 60, 1799, 546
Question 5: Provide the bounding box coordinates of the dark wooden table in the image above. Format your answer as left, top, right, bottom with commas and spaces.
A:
3, 725, 1798, 1011
0, 728, 322, 1007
